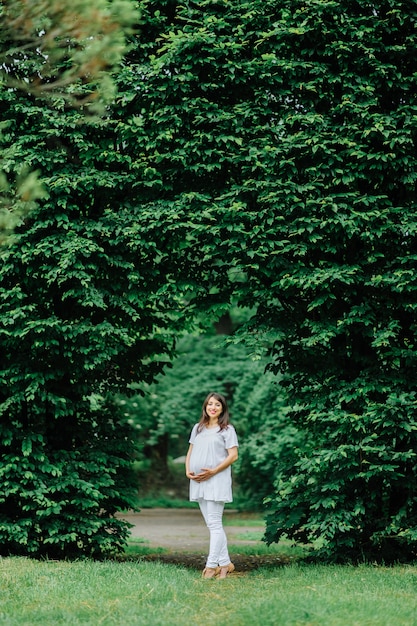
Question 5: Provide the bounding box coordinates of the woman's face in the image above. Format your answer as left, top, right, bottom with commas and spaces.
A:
206, 396, 223, 420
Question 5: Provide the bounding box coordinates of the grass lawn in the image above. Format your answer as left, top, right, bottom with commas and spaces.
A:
1, 556, 417, 625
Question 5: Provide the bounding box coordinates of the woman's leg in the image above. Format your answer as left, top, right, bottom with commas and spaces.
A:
198, 500, 216, 577
198, 499, 208, 525
199, 500, 230, 568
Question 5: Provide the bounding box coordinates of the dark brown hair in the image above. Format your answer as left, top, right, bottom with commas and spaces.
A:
197, 392, 231, 432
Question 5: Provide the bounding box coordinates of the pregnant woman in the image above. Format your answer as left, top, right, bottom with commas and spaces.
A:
185, 392, 239, 579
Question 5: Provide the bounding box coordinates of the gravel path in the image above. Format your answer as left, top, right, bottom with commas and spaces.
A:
120, 507, 263, 551
119, 508, 290, 572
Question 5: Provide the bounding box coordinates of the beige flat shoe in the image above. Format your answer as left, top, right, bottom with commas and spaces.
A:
202, 567, 217, 579
218, 562, 235, 579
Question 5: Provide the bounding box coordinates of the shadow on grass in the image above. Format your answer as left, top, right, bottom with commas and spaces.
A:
120, 542, 302, 572
135, 551, 293, 572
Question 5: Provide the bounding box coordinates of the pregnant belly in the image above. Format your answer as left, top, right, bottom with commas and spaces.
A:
190, 455, 211, 475
190, 464, 210, 475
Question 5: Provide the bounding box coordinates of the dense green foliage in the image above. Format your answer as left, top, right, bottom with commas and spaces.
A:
0, 0, 139, 237
2, 0, 417, 562
256, 0, 417, 563
0, 0, 138, 106
0, 0, 172, 557
119, 0, 417, 561
0, 104, 134, 556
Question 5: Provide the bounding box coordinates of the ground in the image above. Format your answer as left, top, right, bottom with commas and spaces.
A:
120, 508, 291, 573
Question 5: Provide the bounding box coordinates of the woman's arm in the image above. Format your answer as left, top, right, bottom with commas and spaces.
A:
185, 444, 195, 479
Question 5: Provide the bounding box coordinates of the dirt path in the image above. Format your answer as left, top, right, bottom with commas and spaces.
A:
121, 507, 263, 550
119, 508, 289, 572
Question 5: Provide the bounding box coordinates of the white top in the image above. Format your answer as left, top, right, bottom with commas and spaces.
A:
188, 424, 239, 503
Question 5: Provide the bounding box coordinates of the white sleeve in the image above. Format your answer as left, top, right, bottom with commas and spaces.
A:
188, 424, 199, 444
223, 425, 239, 449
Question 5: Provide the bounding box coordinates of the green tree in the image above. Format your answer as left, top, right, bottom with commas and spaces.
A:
0, 0, 137, 106
120, 0, 417, 561
0, 0, 139, 239
0, 0, 188, 557
232, 372, 301, 512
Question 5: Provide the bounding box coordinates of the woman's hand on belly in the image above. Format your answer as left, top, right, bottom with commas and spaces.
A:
192, 467, 216, 482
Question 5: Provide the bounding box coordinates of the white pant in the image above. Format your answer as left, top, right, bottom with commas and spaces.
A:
198, 499, 230, 568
